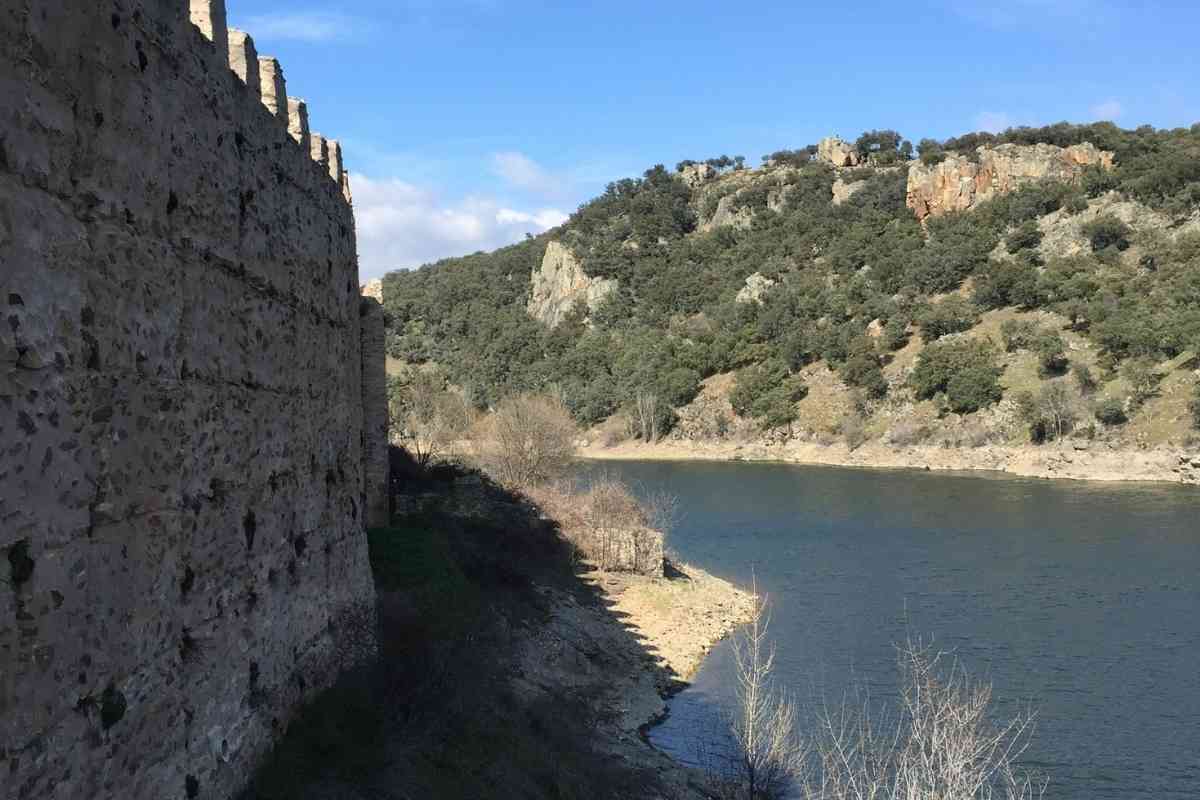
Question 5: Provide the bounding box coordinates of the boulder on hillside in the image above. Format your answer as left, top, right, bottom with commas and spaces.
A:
818, 136, 862, 167
678, 162, 718, 189
735, 272, 777, 305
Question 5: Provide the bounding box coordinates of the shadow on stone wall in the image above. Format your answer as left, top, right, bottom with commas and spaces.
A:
238, 455, 722, 800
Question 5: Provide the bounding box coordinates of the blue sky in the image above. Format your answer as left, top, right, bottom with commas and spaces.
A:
226, 0, 1200, 280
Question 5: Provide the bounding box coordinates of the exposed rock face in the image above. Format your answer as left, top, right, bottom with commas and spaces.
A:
832, 178, 866, 205
907, 142, 1115, 221
736, 273, 777, 305
818, 136, 862, 167
361, 278, 384, 302
700, 193, 754, 233
528, 242, 618, 327
678, 162, 717, 188
0, 4, 382, 799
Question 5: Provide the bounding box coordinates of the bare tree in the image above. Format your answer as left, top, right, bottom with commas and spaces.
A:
634, 390, 662, 443
728, 587, 808, 799
391, 371, 472, 466
1037, 381, 1076, 442
802, 637, 1046, 800
472, 393, 579, 489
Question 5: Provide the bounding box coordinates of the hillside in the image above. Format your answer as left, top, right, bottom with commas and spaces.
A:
381, 122, 1200, 481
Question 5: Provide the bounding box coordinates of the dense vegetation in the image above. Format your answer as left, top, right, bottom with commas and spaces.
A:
383, 122, 1200, 438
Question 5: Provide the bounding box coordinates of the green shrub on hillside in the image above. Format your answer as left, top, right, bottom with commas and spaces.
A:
917, 297, 981, 342
1006, 220, 1043, 253
1190, 383, 1200, 430
910, 340, 1003, 414
730, 360, 808, 429
839, 338, 888, 399
974, 261, 1041, 309
1094, 398, 1128, 425
1073, 363, 1098, 394
1081, 214, 1133, 252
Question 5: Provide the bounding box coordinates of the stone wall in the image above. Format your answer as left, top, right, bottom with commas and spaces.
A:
359, 299, 390, 528
0, 2, 384, 798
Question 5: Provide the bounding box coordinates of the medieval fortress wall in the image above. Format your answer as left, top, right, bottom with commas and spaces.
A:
1, 1, 387, 798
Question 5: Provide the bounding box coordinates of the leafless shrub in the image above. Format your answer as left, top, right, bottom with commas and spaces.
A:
471, 393, 578, 489
800, 637, 1046, 800
887, 419, 933, 447
725, 588, 808, 799
634, 390, 662, 443
527, 475, 665, 575
390, 371, 473, 466
840, 414, 868, 452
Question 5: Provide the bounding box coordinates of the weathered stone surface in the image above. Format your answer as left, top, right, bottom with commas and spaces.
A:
228, 29, 259, 97
735, 273, 777, 305
310, 132, 330, 170
906, 142, 1114, 221
700, 193, 753, 233
818, 136, 862, 167
832, 177, 866, 205
190, 0, 228, 65
527, 242, 618, 327
0, 5, 381, 800
258, 56, 287, 122
287, 96, 310, 151
360, 299, 390, 528
678, 162, 717, 189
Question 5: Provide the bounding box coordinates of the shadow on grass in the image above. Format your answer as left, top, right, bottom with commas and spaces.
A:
240, 458, 715, 800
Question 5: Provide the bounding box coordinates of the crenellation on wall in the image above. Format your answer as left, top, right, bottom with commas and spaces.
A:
228, 28, 260, 97
287, 96, 311, 151
257, 56, 287, 122
189, 0, 229, 66
311, 133, 330, 170
328, 139, 346, 184
0, 2, 383, 799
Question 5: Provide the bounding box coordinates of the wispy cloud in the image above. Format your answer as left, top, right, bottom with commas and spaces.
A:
242, 11, 365, 43
352, 175, 567, 280
491, 151, 569, 198
1089, 99, 1122, 121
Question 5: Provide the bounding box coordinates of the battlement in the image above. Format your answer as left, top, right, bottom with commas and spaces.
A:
189, 0, 353, 203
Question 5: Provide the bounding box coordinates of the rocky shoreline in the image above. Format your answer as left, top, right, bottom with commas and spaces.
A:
580, 438, 1200, 485
513, 561, 754, 798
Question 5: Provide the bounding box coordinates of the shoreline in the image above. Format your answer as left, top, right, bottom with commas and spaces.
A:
579, 438, 1200, 486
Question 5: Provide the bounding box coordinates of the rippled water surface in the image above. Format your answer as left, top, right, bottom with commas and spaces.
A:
581, 460, 1200, 799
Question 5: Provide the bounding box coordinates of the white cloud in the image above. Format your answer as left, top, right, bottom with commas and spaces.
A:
1090, 99, 1123, 120
974, 111, 1014, 133
351, 175, 567, 280
241, 12, 362, 42
491, 151, 565, 197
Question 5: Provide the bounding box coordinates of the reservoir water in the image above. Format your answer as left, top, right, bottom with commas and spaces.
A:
581, 460, 1200, 799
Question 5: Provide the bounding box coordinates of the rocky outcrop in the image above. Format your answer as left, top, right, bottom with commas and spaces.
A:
528, 242, 618, 327
678, 162, 717, 189
907, 142, 1114, 221
818, 136, 862, 167
736, 272, 777, 305
700, 193, 754, 233
361, 278, 384, 302
832, 178, 866, 205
